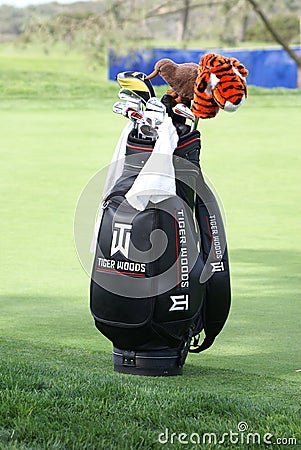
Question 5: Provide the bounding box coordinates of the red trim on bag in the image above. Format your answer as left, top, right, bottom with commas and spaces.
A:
96, 267, 145, 277
118, 271, 145, 277
176, 137, 199, 150
205, 216, 213, 243
127, 143, 153, 152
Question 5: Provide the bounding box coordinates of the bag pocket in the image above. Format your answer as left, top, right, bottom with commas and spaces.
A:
90, 274, 154, 327
90, 194, 157, 327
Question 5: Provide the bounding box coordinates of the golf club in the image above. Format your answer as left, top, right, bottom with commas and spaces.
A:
146, 97, 166, 114
144, 111, 163, 128
173, 103, 195, 121
173, 103, 198, 131
190, 117, 199, 131
112, 101, 138, 118
128, 110, 144, 122
112, 101, 127, 116
145, 97, 166, 128
139, 124, 158, 140
118, 88, 146, 107
117, 71, 155, 101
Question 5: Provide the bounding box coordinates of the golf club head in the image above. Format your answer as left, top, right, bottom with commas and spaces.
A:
139, 124, 158, 140
173, 103, 195, 122
117, 71, 156, 102
125, 100, 140, 111
118, 88, 146, 106
146, 97, 166, 114
146, 98, 166, 127
128, 110, 144, 122
144, 110, 163, 128
113, 102, 139, 120
112, 101, 127, 116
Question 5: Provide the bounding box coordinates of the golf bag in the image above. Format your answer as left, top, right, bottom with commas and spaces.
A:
90, 113, 231, 376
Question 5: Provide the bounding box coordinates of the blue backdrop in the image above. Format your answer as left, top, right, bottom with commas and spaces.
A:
109, 47, 300, 89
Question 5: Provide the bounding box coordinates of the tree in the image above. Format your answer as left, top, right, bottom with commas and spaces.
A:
245, 14, 299, 44
145, 0, 223, 42
245, 0, 301, 88
180, 0, 191, 41
21, 1, 155, 65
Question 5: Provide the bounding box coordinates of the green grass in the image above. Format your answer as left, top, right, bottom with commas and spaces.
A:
0, 46, 300, 450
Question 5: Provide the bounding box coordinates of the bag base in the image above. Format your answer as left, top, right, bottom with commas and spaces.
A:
113, 347, 183, 376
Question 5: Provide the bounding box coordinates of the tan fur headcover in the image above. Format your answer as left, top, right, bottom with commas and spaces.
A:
146, 58, 199, 100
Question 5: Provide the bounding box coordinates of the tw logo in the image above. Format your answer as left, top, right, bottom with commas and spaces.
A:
169, 295, 189, 312
110, 222, 132, 258
210, 261, 225, 273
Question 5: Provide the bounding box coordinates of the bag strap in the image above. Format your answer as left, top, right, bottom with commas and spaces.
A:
190, 172, 231, 353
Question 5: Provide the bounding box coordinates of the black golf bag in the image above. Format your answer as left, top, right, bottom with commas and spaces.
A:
90, 99, 231, 376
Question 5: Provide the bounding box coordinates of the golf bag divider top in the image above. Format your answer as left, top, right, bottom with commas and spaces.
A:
90, 128, 231, 376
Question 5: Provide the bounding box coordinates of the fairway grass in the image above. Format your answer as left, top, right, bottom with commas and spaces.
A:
0, 47, 300, 449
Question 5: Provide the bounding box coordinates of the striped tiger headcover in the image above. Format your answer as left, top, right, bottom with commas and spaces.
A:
192, 53, 248, 119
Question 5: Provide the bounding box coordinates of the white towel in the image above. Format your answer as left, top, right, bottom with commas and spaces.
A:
90, 122, 133, 253
126, 115, 178, 210
90, 116, 178, 253
102, 121, 133, 199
